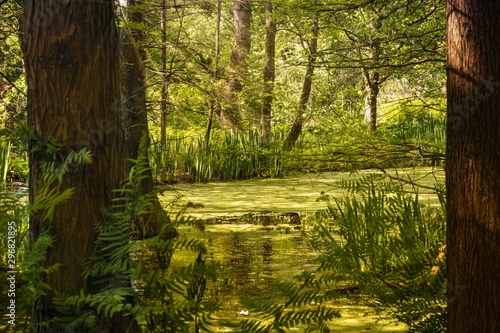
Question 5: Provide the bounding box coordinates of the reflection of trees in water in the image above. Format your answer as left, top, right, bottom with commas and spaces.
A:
205, 226, 305, 305
210, 233, 278, 299
262, 238, 273, 263
260, 238, 274, 299
222, 233, 254, 295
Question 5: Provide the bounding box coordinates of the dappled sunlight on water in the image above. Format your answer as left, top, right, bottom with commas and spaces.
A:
151, 169, 444, 331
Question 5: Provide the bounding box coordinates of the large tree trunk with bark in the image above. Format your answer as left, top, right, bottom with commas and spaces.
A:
216, 0, 252, 129
260, 0, 276, 145
446, 1, 500, 332
23, 1, 138, 331
122, 0, 160, 238
283, 12, 318, 151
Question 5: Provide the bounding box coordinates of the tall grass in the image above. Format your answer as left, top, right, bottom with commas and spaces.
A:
149, 115, 446, 183
388, 114, 446, 145
149, 130, 282, 182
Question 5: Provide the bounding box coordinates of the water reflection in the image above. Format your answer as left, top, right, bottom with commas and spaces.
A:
260, 238, 274, 299
209, 212, 302, 226
139, 213, 407, 332
142, 213, 313, 329
203, 215, 309, 308
225, 233, 253, 295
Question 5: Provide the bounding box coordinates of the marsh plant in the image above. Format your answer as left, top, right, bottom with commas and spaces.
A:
148, 114, 446, 184
308, 174, 447, 332
241, 173, 446, 332
149, 130, 282, 183
0, 146, 216, 332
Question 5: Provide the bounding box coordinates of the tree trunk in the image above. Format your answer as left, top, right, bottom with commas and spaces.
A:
447, 1, 500, 332
205, 0, 222, 147
260, 0, 276, 145
283, 12, 318, 151
122, 0, 160, 238
216, 0, 252, 129
23, 1, 138, 331
363, 69, 379, 133
160, 0, 168, 148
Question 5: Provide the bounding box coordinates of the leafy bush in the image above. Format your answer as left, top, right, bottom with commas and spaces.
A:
238, 172, 446, 332
46, 150, 217, 332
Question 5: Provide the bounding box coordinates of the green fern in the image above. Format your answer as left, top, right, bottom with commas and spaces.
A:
307, 172, 446, 332
0, 142, 94, 331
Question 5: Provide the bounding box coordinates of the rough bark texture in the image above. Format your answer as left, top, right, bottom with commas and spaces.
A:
446, 1, 500, 332
216, 0, 252, 129
122, 0, 160, 238
260, 0, 276, 145
23, 1, 138, 331
283, 12, 318, 151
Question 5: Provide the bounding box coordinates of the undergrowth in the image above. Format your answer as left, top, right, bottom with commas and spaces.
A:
309, 173, 447, 332
1, 142, 216, 332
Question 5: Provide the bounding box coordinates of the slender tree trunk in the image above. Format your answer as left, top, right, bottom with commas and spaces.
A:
260, 0, 276, 145
122, 0, 160, 238
362, 68, 379, 133
205, 102, 215, 147
283, 12, 319, 151
160, 0, 168, 148
216, 0, 252, 129
361, 14, 383, 134
23, 1, 138, 331
447, 1, 500, 332
205, 0, 222, 147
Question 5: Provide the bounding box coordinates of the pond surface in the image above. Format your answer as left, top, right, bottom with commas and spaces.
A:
159, 168, 444, 218
160, 169, 443, 332
172, 218, 407, 332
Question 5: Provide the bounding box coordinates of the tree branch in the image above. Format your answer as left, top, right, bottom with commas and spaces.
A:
0, 71, 26, 97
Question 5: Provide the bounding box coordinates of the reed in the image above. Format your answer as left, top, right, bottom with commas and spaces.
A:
391, 114, 446, 145
149, 130, 282, 183
0, 137, 12, 186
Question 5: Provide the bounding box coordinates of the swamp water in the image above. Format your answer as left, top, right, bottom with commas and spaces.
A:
156, 169, 443, 331
166, 214, 408, 332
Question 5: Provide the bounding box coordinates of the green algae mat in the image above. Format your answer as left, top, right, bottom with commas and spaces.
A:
171, 224, 409, 332
159, 167, 444, 218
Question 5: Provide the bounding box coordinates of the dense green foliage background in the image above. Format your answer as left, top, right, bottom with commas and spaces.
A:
0, 0, 448, 332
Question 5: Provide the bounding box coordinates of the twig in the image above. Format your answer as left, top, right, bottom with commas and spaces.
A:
0, 71, 27, 97
378, 168, 441, 193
